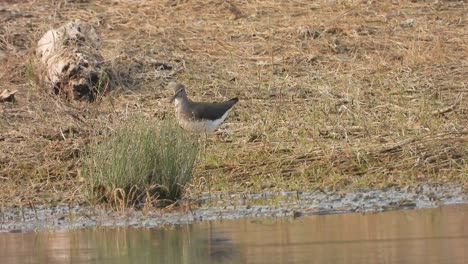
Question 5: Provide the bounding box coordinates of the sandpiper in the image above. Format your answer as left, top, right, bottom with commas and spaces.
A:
169, 82, 239, 133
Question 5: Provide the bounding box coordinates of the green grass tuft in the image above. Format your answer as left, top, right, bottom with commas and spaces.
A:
83, 118, 199, 208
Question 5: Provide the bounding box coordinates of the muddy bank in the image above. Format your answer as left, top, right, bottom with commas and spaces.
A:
1, 185, 466, 233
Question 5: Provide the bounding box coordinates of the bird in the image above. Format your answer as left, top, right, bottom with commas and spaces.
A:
169, 82, 239, 134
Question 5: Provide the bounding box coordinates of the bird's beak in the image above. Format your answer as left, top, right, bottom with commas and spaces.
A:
169, 94, 176, 103
169, 88, 184, 103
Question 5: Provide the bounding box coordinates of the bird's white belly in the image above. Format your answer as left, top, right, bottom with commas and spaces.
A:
177, 109, 230, 133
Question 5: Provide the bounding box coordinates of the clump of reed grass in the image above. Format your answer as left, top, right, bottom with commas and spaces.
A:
83, 118, 199, 208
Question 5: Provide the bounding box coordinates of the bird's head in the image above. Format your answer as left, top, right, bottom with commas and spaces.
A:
168, 82, 187, 103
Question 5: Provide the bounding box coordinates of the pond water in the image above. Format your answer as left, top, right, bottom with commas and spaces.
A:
1, 204, 466, 264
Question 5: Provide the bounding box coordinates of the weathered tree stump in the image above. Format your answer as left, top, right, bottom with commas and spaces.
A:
36, 20, 110, 101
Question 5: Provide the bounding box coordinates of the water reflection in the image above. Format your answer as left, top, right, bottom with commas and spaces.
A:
0, 205, 466, 264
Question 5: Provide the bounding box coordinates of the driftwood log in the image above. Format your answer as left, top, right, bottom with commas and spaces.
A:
36, 20, 110, 101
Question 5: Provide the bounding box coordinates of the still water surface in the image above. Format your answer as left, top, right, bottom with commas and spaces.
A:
1, 205, 466, 264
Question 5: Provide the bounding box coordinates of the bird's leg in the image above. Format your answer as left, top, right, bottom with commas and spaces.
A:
203, 131, 208, 157
196, 131, 207, 160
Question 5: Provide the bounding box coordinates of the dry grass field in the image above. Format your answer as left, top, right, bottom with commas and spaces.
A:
0, 0, 466, 207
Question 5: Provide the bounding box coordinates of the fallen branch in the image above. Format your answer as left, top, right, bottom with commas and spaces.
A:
432, 93, 463, 116
0, 89, 17, 102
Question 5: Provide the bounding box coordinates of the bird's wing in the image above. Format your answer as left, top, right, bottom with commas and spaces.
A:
190, 99, 238, 120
